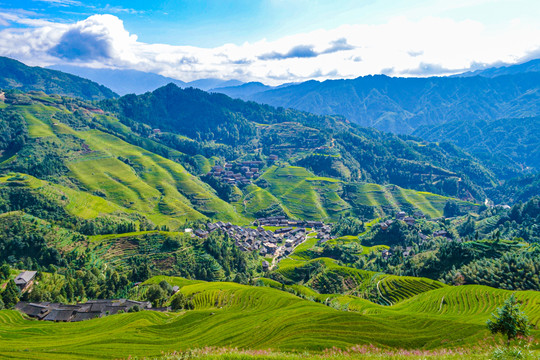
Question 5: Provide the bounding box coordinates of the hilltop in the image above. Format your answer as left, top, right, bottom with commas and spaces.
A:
0, 57, 117, 100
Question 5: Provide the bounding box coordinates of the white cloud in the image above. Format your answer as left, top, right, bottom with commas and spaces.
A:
32, 0, 83, 6
1, 14, 540, 84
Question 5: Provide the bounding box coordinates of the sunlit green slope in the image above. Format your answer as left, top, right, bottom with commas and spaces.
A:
0, 279, 538, 359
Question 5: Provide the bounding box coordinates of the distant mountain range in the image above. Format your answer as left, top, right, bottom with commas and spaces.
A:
219, 73, 540, 134
48, 65, 244, 95
455, 59, 540, 78
7, 57, 539, 136
0, 57, 117, 100
211, 59, 540, 134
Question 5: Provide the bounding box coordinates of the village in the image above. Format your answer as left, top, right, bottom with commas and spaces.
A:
187, 216, 333, 269
12, 217, 335, 322
15, 298, 155, 322
205, 157, 278, 186
10, 212, 453, 323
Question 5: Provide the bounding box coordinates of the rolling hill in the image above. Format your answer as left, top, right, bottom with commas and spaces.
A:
0, 92, 246, 229
0, 90, 482, 238
0, 278, 538, 359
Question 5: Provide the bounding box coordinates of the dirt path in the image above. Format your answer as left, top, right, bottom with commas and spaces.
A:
376, 279, 393, 306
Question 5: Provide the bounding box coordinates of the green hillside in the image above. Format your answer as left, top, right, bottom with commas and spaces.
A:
253, 165, 473, 221
0, 91, 480, 232
102, 83, 499, 202
0, 93, 246, 228
0, 56, 117, 100
0, 86, 538, 360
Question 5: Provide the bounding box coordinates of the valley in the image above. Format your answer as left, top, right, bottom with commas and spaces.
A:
0, 56, 538, 360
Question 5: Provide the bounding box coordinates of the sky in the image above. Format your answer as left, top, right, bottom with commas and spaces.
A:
1, 0, 540, 84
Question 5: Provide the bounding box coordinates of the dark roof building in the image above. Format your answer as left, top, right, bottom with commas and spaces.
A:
16, 299, 152, 323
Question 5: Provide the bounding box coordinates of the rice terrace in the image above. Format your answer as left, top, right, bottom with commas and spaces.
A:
1, 1, 540, 359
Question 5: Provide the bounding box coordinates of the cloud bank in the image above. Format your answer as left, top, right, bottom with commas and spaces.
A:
1, 13, 540, 84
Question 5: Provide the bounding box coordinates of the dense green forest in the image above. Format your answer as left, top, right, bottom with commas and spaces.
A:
414, 116, 540, 179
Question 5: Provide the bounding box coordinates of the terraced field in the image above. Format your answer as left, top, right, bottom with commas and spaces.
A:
69, 130, 244, 224
5, 100, 247, 227
260, 166, 331, 220
377, 275, 447, 305
0, 174, 128, 220
0, 280, 538, 359
3, 99, 477, 228
272, 228, 444, 305
259, 166, 474, 221
346, 183, 464, 219
236, 184, 292, 218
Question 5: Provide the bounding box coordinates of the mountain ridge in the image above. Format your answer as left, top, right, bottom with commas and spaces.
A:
0, 57, 117, 100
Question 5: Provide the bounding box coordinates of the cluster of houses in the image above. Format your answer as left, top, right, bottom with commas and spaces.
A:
197, 217, 335, 265
255, 216, 325, 229
316, 224, 334, 244
203, 221, 308, 258
206, 160, 265, 186
15, 299, 154, 322
379, 210, 427, 230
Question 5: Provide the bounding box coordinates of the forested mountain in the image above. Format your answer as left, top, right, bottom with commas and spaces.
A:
215, 72, 540, 135
414, 116, 540, 179
0, 89, 483, 276
0, 57, 117, 100
0, 87, 493, 239
100, 83, 498, 201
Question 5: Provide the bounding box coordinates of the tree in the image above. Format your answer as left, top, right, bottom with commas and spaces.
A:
170, 292, 187, 311
159, 280, 174, 295
443, 201, 461, 218
487, 294, 531, 346
1, 279, 20, 309
145, 284, 167, 308
0, 264, 9, 281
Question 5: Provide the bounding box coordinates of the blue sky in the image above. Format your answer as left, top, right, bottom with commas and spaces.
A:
1, 0, 540, 83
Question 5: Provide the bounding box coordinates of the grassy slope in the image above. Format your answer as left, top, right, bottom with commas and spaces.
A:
0, 174, 126, 220
69, 130, 244, 224
6, 100, 475, 226
10, 101, 246, 227
0, 280, 538, 359
258, 166, 472, 221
